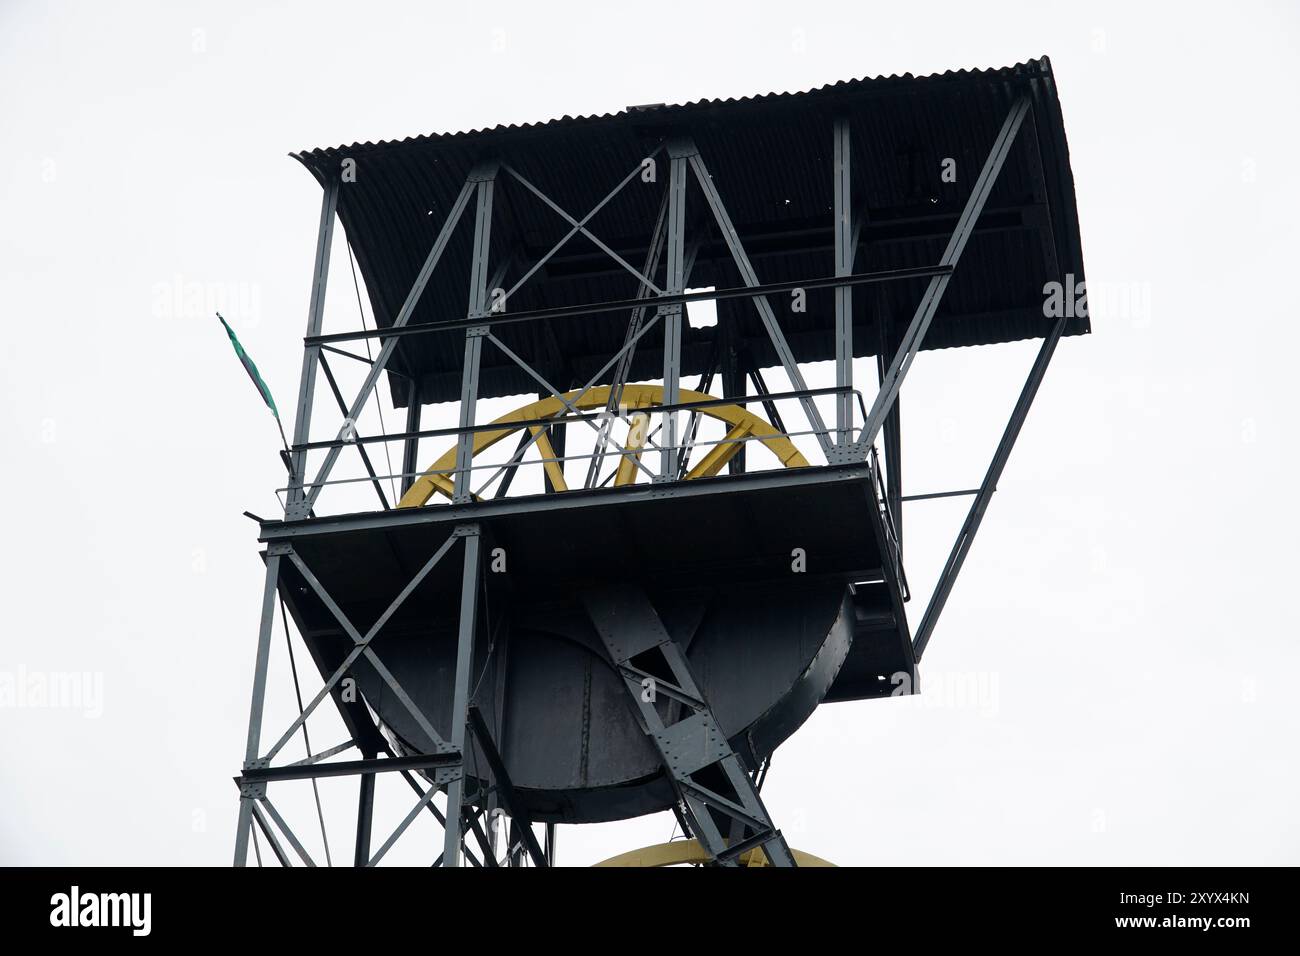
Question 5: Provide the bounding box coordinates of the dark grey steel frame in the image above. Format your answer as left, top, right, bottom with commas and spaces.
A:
235, 92, 1071, 866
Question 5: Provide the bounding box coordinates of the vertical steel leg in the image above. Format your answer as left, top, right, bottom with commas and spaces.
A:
234, 550, 284, 866
287, 179, 339, 512
454, 168, 497, 503
401, 377, 421, 495
586, 191, 670, 489
453, 329, 485, 503
538, 390, 568, 493
353, 746, 376, 867
877, 302, 903, 557
302, 176, 476, 514
658, 147, 689, 481
686, 148, 835, 459
720, 312, 747, 475
442, 526, 482, 866
832, 116, 854, 444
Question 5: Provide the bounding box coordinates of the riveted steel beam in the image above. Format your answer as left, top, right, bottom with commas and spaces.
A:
583, 584, 796, 867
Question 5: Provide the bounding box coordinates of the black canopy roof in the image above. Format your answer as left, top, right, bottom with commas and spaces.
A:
293, 56, 1087, 407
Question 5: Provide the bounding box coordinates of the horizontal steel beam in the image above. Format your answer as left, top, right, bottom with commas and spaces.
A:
236, 751, 462, 785
305, 264, 955, 347
292, 385, 861, 453
491, 203, 1038, 282
900, 488, 980, 502
259, 461, 876, 542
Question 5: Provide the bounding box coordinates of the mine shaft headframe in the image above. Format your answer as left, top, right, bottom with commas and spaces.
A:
283, 62, 1083, 653
236, 59, 1086, 865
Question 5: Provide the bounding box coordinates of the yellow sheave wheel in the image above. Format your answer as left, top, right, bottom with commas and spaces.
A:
593, 839, 835, 867
398, 384, 809, 508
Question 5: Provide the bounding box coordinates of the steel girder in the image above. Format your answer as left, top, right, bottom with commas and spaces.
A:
582, 585, 797, 868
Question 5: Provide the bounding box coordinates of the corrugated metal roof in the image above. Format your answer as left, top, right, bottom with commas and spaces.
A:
294, 56, 1087, 406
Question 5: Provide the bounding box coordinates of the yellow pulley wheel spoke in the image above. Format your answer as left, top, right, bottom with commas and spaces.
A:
398, 384, 808, 508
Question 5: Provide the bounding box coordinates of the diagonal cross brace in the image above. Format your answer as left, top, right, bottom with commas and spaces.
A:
684, 149, 836, 460
258, 535, 461, 764
911, 310, 1069, 660
442, 312, 672, 498
429, 314, 671, 500
300, 171, 480, 515
586, 188, 671, 488
503, 161, 663, 295
482, 331, 661, 485
467, 706, 548, 867
582, 584, 796, 867
854, 96, 1030, 457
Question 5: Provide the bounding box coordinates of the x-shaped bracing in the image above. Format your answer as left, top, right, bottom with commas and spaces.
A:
254, 535, 463, 765
235, 524, 482, 866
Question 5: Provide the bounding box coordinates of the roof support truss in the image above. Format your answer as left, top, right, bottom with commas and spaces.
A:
854, 95, 1030, 457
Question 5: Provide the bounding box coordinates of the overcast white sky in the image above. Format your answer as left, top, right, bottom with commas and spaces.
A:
1, 0, 1297, 866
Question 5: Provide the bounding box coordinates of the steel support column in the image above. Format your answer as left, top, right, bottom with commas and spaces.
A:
287, 178, 339, 511
401, 377, 422, 495
720, 309, 746, 475
586, 191, 670, 488
540, 390, 567, 493
301, 174, 477, 514
442, 525, 483, 866
544, 823, 557, 866
658, 145, 689, 481
234, 550, 284, 866
686, 148, 836, 459
832, 116, 854, 444
877, 300, 903, 557
454, 165, 498, 503
454, 328, 486, 502
352, 746, 376, 867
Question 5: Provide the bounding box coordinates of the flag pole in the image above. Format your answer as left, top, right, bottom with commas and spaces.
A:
217, 312, 296, 479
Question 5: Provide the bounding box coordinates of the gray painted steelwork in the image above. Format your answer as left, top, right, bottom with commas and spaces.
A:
234, 61, 1086, 866
289, 58, 1086, 408
272, 466, 905, 823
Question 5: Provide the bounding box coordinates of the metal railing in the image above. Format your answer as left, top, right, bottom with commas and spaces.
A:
276, 383, 908, 599
279, 385, 873, 504
866, 443, 909, 602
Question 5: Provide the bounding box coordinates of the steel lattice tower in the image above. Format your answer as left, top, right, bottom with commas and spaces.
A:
233, 56, 1087, 867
